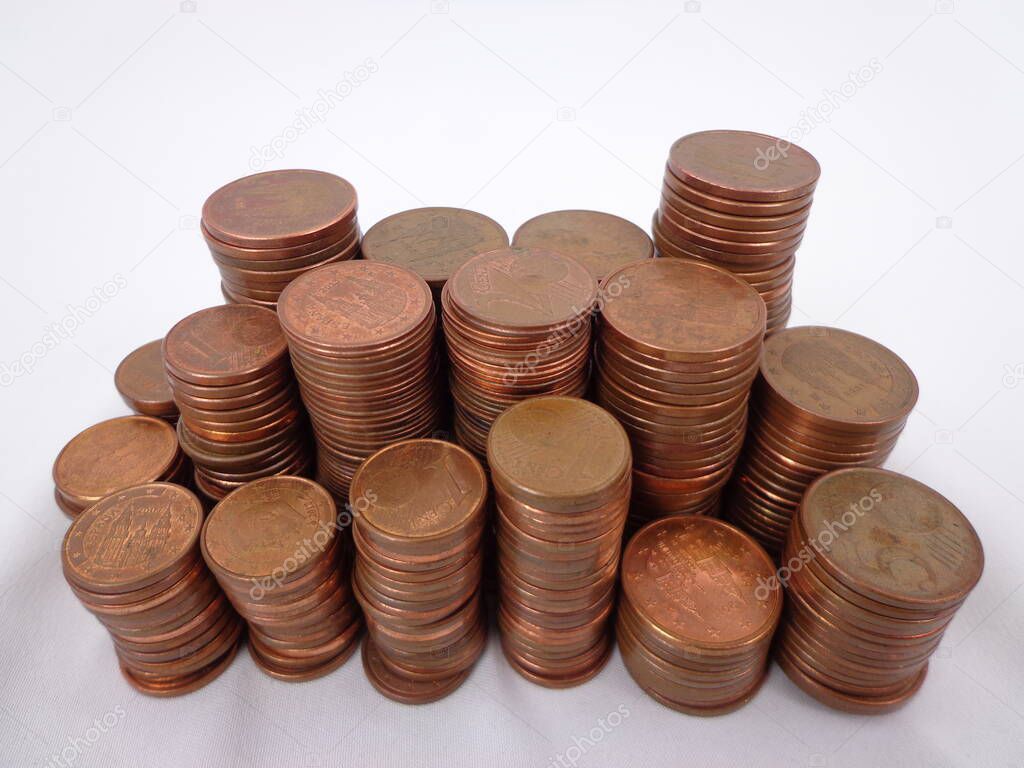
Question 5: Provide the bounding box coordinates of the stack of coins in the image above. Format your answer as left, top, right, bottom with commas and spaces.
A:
593, 259, 765, 526
277, 261, 441, 501
653, 130, 820, 333
442, 247, 598, 459
202, 476, 361, 681
723, 326, 918, 557
202, 170, 360, 310
62, 483, 243, 696
488, 397, 630, 688
618, 516, 781, 715
163, 305, 312, 503
52, 416, 188, 518
361, 207, 509, 304
776, 468, 984, 714
351, 440, 488, 703
114, 339, 178, 421
512, 209, 654, 283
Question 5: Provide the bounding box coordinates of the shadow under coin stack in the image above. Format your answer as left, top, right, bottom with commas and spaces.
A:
723, 326, 918, 558
62, 483, 242, 696
594, 259, 766, 526
617, 516, 781, 715
163, 305, 312, 504
202, 169, 360, 310
442, 247, 598, 460
654, 130, 820, 333
52, 415, 188, 518
488, 397, 631, 688
277, 262, 441, 501
115, 339, 179, 422
776, 468, 984, 714
511, 209, 654, 283
202, 476, 361, 680
351, 440, 488, 703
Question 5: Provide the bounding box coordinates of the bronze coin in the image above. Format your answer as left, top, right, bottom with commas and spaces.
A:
115, 339, 178, 419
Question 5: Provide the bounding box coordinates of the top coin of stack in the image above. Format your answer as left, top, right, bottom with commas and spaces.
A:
441, 247, 598, 459
776, 468, 983, 714
202, 170, 361, 310
114, 339, 178, 421
511, 210, 654, 283
52, 415, 188, 518
163, 304, 312, 503
593, 258, 766, 526
723, 326, 917, 557
361, 207, 509, 303
653, 130, 820, 334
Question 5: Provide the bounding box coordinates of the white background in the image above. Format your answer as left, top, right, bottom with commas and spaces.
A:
1, 1, 1023, 766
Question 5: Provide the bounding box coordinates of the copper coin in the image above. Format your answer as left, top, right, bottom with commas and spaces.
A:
115, 339, 178, 419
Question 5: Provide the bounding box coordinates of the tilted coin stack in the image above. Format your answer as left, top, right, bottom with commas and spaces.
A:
653, 130, 820, 333
488, 397, 631, 688
618, 516, 781, 715
775, 468, 983, 714
62, 484, 243, 696
202, 476, 361, 680
511, 209, 654, 283
351, 439, 488, 703
593, 259, 766, 526
114, 339, 179, 421
723, 326, 918, 557
277, 261, 442, 501
163, 304, 312, 503
442, 247, 598, 460
202, 170, 361, 310
52, 415, 188, 518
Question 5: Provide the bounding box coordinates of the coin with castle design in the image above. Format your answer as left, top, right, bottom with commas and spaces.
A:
63, 483, 203, 593
351, 439, 486, 541
799, 467, 983, 611
445, 247, 597, 330
361, 207, 509, 288
202, 476, 336, 580
163, 305, 287, 386
600, 259, 766, 361
760, 326, 919, 428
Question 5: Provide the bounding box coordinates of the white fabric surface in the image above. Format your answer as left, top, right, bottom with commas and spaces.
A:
1, 1, 1022, 766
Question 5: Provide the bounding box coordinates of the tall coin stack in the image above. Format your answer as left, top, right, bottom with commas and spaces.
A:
62, 484, 243, 696
653, 130, 820, 333
351, 440, 488, 703
202, 476, 361, 681
163, 305, 312, 503
723, 326, 918, 557
618, 516, 781, 715
202, 170, 360, 310
594, 259, 766, 525
277, 261, 441, 500
53, 415, 188, 518
776, 468, 983, 714
488, 397, 631, 688
442, 247, 598, 459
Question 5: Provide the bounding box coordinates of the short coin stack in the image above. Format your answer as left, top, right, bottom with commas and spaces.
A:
594, 259, 766, 526
776, 468, 984, 714
351, 439, 488, 703
115, 339, 178, 421
488, 397, 631, 688
653, 130, 819, 333
53, 416, 188, 518
723, 326, 917, 557
202, 170, 360, 310
62, 483, 243, 696
618, 516, 781, 715
163, 305, 312, 503
442, 247, 598, 459
277, 261, 441, 501
202, 476, 361, 681
511, 209, 654, 282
